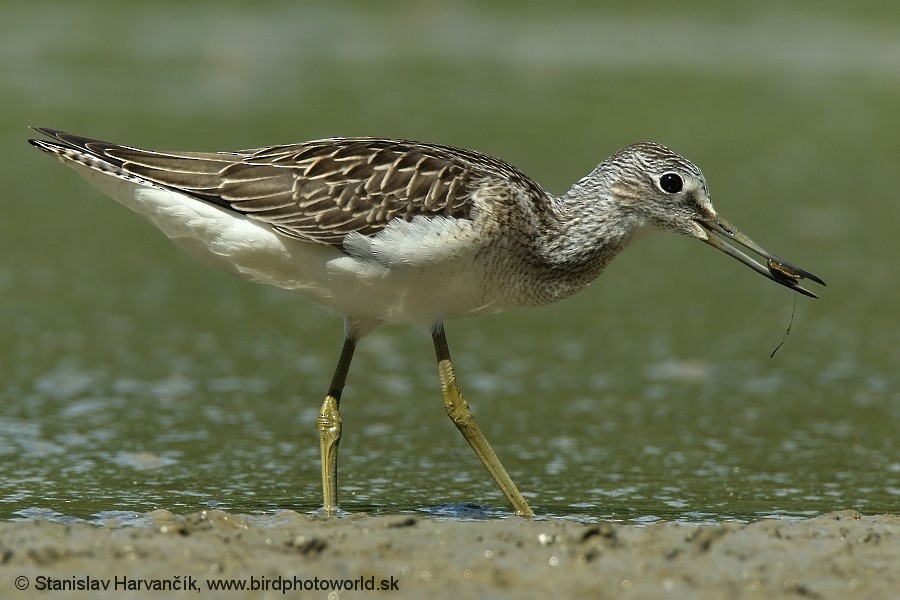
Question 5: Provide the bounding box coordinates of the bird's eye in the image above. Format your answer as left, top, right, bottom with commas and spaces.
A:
658, 173, 683, 194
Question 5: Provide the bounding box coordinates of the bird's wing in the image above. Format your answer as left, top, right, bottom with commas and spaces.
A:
29, 128, 546, 247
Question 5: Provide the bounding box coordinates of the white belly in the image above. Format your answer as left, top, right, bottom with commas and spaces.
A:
73, 165, 508, 331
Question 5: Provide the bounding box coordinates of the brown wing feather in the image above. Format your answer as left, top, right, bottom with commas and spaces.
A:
29, 128, 548, 247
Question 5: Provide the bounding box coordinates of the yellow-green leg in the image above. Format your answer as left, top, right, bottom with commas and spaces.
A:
432, 326, 534, 517
317, 335, 357, 516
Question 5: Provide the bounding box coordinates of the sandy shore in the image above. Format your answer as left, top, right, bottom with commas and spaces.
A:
1, 509, 896, 598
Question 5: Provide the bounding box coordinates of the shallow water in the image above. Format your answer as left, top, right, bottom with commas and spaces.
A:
1, 1, 898, 524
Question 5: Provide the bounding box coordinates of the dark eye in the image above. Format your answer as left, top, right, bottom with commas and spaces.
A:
659, 172, 683, 194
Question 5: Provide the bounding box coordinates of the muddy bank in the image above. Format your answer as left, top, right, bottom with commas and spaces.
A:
1, 510, 896, 598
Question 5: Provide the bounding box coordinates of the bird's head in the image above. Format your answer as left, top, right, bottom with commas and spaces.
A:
606, 142, 825, 297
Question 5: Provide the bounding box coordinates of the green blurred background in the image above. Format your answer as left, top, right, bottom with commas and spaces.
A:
1, 0, 897, 522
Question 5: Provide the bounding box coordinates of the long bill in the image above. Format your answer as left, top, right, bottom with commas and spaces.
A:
698, 216, 826, 298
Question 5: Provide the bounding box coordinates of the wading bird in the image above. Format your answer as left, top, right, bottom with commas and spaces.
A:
29, 128, 824, 516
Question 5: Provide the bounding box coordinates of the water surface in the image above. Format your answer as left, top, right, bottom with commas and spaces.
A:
1, 1, 898, 524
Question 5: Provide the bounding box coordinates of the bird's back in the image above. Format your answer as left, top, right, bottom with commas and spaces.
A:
30, 129, 549, 248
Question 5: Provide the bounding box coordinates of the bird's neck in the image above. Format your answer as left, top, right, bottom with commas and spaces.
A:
541, 177, 648, 267
513, 179, 651, 304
